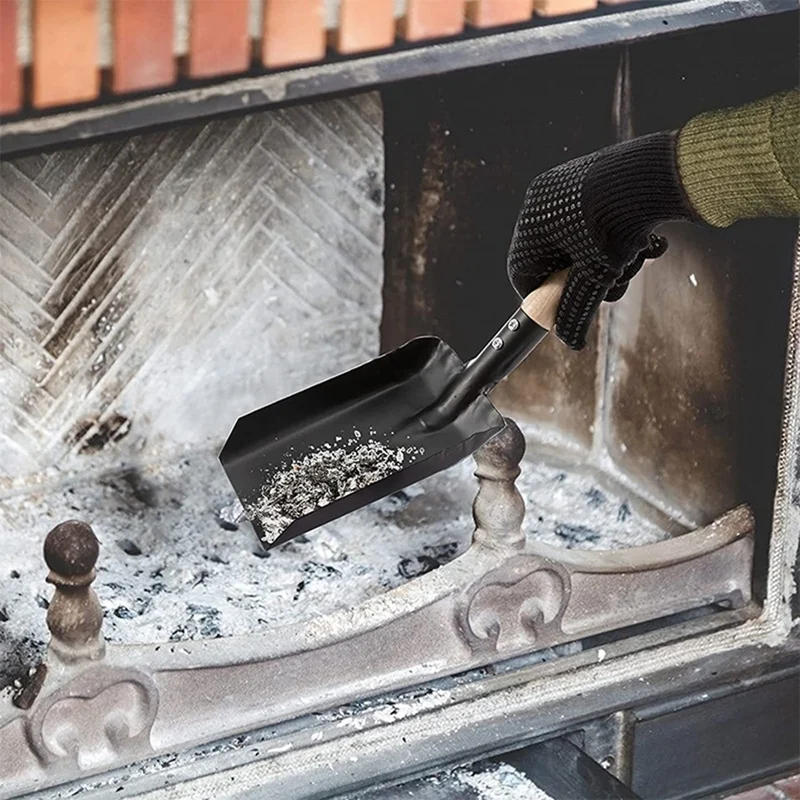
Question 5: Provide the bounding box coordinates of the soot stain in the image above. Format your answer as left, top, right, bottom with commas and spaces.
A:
76, 413, 132, 453
398, 555, 438, 579
120, 468, 159, 508
0, 633, 46, 691
358, 167, 383, 207
101, 467, 159, 507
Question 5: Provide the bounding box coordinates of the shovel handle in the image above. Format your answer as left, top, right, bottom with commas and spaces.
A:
419, 269, 571, 430
520, 269, 570, 330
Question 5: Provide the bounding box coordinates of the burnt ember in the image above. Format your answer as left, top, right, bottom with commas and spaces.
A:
398, 542, 459, 579
247, 433, 424, 545
117, 538, 142, 556
554, 522, 600, 547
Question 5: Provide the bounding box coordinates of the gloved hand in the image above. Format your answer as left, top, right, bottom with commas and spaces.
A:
507, 132, 699, 350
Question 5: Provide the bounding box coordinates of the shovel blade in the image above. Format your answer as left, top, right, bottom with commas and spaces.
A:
220, 336, 505, 549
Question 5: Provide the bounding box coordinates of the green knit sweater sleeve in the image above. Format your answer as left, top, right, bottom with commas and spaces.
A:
676, 89, 799, 227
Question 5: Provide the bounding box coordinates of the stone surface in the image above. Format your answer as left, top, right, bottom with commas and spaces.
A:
605, 221, 794, 527
0, 92, 384, 484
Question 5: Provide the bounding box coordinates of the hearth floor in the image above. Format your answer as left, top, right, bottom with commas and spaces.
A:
0, 426, 671, 691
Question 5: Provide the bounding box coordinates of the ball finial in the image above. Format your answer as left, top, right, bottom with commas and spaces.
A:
43, 520, 104, 662
472, 417, 527, 548
476, 418, 526, 473
43, 520, 98, 578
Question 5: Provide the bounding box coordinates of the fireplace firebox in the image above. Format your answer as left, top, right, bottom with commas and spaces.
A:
0, 4, 797, 799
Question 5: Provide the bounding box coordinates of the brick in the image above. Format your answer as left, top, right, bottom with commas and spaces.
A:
187, 0, 250, 78
467, 0, 533, 27
534, 0, 596, 15
400, 0, 465, 41
776, 775, 800, 800
333, 0, 395, 55
724, 788, 780, 800
262, 0, 325, 69
0, 0, 21, 113
111, 0, 176, 93
33, 0, 99, 108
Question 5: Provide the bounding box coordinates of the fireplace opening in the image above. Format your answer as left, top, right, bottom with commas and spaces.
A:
0, 7, 797, 798
0, 7, 796, 689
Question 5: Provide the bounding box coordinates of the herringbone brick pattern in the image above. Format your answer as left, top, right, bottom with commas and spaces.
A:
0, 92, 384, 481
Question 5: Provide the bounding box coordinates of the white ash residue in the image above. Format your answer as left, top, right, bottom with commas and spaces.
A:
368, 686, 452, 726
0, 425, 671, 690
315, 685, 455, 736
353, 760, 553, 799
515, 457, 668, 551
0, 449, 467, 690
248, 433, 423, 544
454, 762, 554, 800
217, 498, 244, 530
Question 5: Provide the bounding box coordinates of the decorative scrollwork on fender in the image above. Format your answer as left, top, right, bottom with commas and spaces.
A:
457, 556, 570, 654
25, 667, 158, 769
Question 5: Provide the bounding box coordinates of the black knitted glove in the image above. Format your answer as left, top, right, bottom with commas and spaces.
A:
507, 132, 698, 350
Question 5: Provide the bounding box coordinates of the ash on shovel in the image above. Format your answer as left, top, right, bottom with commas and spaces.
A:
247, 432, 424, 545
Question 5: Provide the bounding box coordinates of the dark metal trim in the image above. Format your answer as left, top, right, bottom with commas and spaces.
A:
631, 674, 800, 799
498, 737, 642, 799
1, 0, 796, 156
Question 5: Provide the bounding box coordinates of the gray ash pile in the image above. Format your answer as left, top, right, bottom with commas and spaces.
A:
247, 433, 424, 544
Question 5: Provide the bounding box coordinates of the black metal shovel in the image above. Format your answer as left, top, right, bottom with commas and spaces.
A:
220, 271, 567, 549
